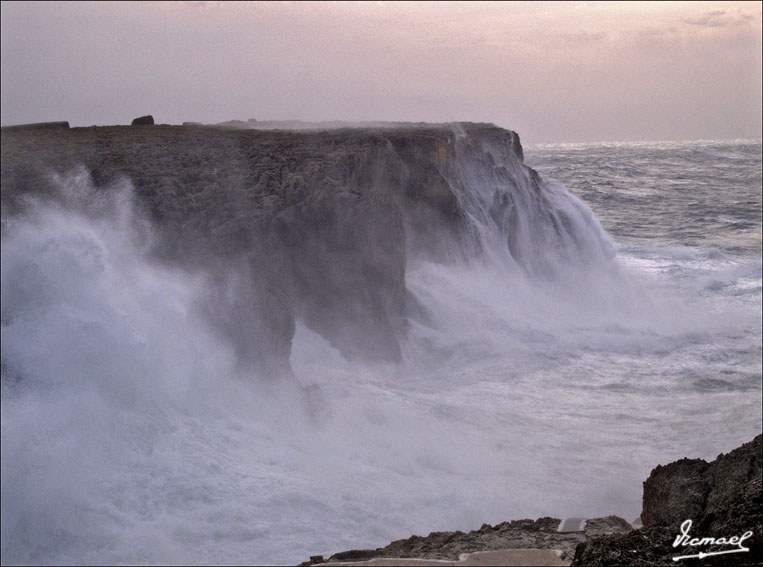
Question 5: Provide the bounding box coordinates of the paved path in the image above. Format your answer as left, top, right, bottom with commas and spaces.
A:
319, 548, 570, 566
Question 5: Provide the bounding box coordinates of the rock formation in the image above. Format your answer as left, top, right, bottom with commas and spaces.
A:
131, 115, 154, 126
1, 122, 602, 378
298, 516, 632, 565
572, 434, 762, 566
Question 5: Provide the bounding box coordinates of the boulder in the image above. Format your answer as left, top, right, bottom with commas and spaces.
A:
131, 115, 154, 126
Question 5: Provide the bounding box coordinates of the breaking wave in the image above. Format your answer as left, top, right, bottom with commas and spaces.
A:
2, 139, 760, 565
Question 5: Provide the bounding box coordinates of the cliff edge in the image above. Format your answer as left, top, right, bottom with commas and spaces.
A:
2, 122, 542, 378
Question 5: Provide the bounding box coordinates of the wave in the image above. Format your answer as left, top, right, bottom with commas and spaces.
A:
1, 128, 760, 565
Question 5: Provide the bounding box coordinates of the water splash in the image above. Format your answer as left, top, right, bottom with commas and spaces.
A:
2, 142, 759, 565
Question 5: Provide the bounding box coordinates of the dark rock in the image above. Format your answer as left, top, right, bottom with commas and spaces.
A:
572, 435, 763, 566
307, 516, 631, 564
641, 458, 711, 526
509, 130, 524, 162
131, 115, 154, 126
584, 515, 636, 537
327, 549, 380, 562
571, 525, 676, 567
641, 435, 762, 545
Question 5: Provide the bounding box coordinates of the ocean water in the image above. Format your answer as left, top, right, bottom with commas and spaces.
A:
1, 139, 761, 565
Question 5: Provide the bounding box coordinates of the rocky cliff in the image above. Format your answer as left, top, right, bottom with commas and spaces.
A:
572, 434, 762, 566
1, 122, 599, 379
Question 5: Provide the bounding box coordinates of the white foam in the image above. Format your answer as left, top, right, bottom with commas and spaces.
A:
1, 165, 760, 565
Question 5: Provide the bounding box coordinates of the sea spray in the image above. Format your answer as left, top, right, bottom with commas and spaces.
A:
1, 172, 286, 563
2, 138, 760, 565
433, 126, 616, 277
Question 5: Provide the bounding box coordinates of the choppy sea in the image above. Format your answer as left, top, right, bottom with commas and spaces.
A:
1, 139, 761, 565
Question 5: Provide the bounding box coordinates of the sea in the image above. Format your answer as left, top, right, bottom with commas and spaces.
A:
1, 138, 761, 565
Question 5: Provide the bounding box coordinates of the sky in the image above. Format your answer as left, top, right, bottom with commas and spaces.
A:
1, 1, 761, 143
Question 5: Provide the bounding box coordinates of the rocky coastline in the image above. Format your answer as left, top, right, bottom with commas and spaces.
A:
299, 435, 762, 566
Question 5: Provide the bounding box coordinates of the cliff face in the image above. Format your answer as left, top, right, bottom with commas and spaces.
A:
1, 122, 573, 377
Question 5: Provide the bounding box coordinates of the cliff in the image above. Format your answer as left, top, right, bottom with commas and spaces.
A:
1, 122, 547, 378
1, 121, 606, 379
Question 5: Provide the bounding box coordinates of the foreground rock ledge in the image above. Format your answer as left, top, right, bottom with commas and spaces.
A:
300, 435, 762, 566
298, 517, 631, 566
573, 434, 762, 566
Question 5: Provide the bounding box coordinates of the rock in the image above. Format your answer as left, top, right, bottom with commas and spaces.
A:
302, 516, 631, 564
571, 525, 676, 567
641, 458, 711, 527
641, 435, 762, 542
572, 435, 763, 566
582, 516, 635, 537
131, 115, 154, 126
509, 130, 524, 162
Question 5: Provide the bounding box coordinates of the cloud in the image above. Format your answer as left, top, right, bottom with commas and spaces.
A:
1, 0, 760, 141
685, 9, 728, 27
684, 6, 759, 29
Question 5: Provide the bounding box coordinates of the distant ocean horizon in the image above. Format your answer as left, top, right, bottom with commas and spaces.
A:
526, 136, 762, 147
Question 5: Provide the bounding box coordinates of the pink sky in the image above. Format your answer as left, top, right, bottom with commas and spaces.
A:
1, 1, 761, 142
